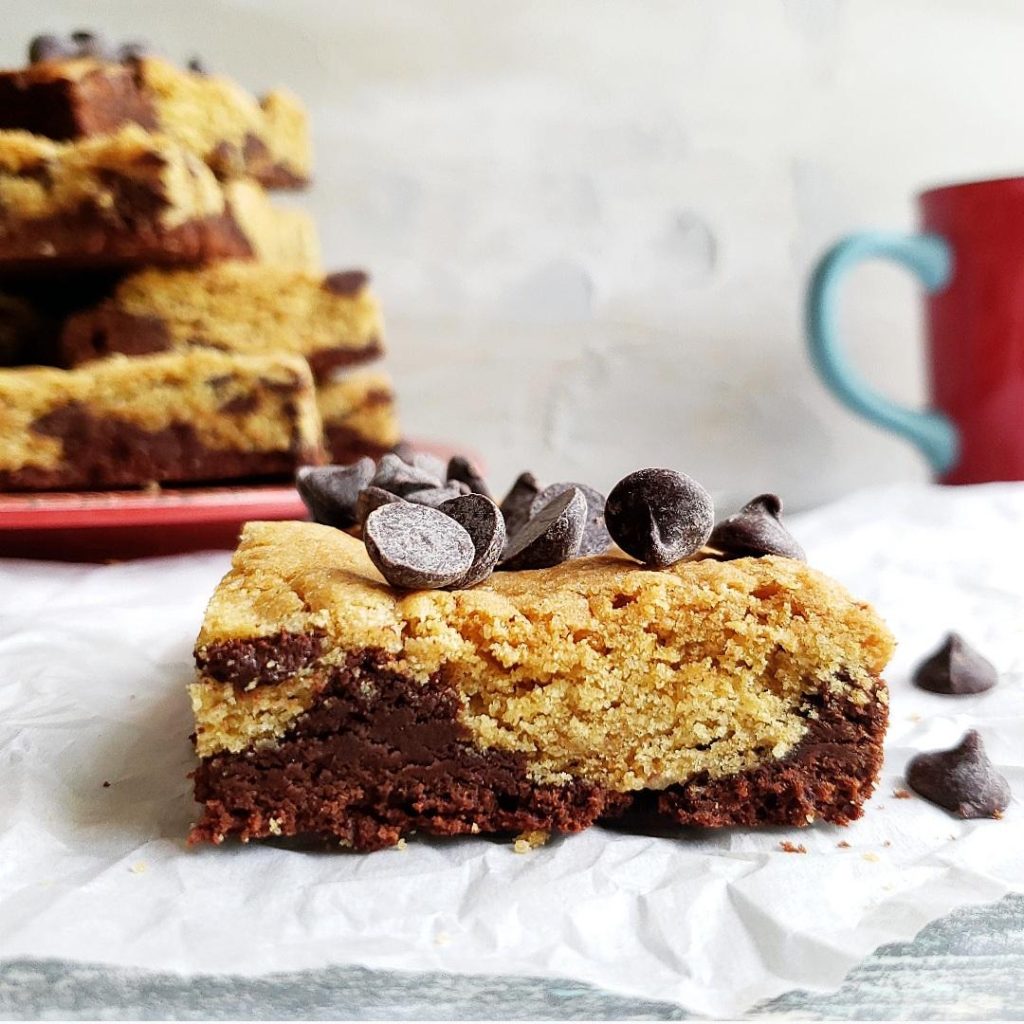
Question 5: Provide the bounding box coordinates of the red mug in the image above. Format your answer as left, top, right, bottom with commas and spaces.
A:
806, 176, 1024, 484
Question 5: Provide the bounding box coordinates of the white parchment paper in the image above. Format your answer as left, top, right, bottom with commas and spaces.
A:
1, 482, 1022, 1017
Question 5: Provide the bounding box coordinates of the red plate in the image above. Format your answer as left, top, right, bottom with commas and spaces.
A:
0, 440, 475, 562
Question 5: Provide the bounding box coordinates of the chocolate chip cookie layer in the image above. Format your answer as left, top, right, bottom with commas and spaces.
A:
189, 520, 893, 849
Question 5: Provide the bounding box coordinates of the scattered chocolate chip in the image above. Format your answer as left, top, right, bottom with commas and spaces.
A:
296, 459, 374, 529
28, 34, 67, 63
371, 453, 443, 496
913, 633, 998, 695
906, 730, 1010, 819
70, 30, 106, 59
323, 269, 369, 296
364, 502, 474, 590
186, 55, 207, 74
356, 485, 403, 525
405, 482, 471, 508
500, 487, 586, 571
447, 455, 491, 499
604, 468, 714, 567
499, 471, 540, 537
707, 493, 805, 561
531, 482, 610, 557
114, 40, 150, 62
439, 493, 506, 588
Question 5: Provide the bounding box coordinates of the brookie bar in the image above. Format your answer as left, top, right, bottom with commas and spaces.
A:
58, 263, 383, 377
189, 518, 893, 850
0, 349, 323, 490
0, 127, 319, 271
0, 46, 311, 188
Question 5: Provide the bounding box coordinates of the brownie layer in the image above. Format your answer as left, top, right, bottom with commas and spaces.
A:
0, 401, 318, 490
196, 630, 327, 688
189, 644, 887, 850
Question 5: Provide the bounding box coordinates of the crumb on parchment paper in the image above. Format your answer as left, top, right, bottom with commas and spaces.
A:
893, 788, 912, 799
779, 841, 807, 854
862, 852, 881, 863
513, 829, 550, 853
837, 840, 851, 848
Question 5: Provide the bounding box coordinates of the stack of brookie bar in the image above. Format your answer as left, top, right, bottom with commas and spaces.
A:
0, 32, 399, 490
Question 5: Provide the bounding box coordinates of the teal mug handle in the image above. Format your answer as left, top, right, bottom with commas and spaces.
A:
806, 232, 959, 475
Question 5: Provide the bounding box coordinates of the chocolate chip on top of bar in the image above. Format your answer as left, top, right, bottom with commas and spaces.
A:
296, 454, 809, 591
707, 493, 805, 561
29, 30, 151, 64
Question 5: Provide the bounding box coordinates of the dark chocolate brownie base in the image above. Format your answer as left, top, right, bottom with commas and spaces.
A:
0, 403, 320, 491
190, 645, 887, 850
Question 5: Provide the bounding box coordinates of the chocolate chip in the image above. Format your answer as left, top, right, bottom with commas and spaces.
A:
913, 633, 998, 695
439, 493, 506, 588
500, 487, 586, 571
499, 471, 540, 537
28, 34, 67, 63
296, 459, 375, 529
411, 451, 448, 482
70, 30, 107, 59
447, 455, 491, 499
604, 468, 714, 567
323, 270, 369, 296
531, 482, 610, 557
364, 502, 474, 590
356, 485, 403, 525
371, 453, 443, 496
906, 731, 1010, 819
708, 493, 805, 561
114, 40, 150, 63
405, 482, 471, 508
186, 55, 208, 74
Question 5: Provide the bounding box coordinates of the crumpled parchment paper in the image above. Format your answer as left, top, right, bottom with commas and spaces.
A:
0, 482, 1021, 1017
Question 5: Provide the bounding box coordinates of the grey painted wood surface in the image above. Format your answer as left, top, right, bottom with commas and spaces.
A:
2, 893, 1022, 1020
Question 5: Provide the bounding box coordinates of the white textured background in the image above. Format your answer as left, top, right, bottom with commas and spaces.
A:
7, 0, 1024, 509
